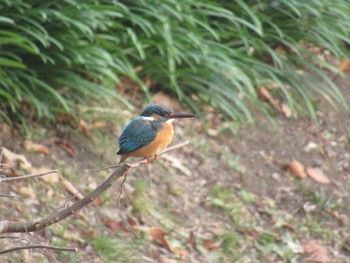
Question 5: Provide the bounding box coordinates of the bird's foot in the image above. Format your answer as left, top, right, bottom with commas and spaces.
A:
154, 154, 158, 160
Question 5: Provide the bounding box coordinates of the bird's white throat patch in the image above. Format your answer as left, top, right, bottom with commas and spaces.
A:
166, 118, 174, 124
140, 116, 174, 124
140, 116, 155, 121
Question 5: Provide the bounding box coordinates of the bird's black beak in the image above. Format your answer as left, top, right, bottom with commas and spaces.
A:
169, 113, 197, 119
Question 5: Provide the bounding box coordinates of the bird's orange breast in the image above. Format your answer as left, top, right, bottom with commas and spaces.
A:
126, 122, 174, 158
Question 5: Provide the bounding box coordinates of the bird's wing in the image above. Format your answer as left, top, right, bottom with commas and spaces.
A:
117, 118, 157, 155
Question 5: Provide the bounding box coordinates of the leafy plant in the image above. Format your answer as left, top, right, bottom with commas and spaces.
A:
0, 0, 133, 122
1, 0, 350, 125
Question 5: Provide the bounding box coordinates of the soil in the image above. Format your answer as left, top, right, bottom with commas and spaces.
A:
0, 73, 350, 262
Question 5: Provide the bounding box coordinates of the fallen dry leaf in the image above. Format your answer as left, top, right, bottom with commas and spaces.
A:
275, 45, 287, 54
127, 214, 138, 227
257, 87, 282, 112
307, 124, 323, 139
306, 167, 331, 184
207, 128, 218, 137
77, 228, 97, 239
203, 240, 222, 251
23, 140, 49, 155
134, 65, 143, 73
90, 121, 109, 130
92, 195, 104, 206
236, 228, 259, 238
338, 59, 350, 72
19, 186, 36, 199
172, 247, 188, 259
135, 226, 172, 251
148, 227, 172, 251
331, 210, 341, 220
100, 217, 129, 233
281, 103, 292, 118
284, 160, 307, 179
54, 139, 77, 158
303, 241, 332, 263
31, 167, 60, 184
304, 142, 319, 152
62, 179, 84, 200
328, 210, 345, 224
63, 231, 85, 244
159, 255, 177, 263
73, 213, 89, 222
79, 120, 91, 140
57, 112, 73, 123
258, 87, 273, 102
1, 147, 32, 175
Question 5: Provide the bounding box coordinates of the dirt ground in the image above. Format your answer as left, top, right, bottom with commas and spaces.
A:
1, 73, 350, 262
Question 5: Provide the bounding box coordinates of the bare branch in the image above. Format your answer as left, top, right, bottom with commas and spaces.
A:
0, 194, 25, 199
0, 164, 131, 234
0, 245, 78, 255
0, 141, 189, 235
0, 170, 58, 183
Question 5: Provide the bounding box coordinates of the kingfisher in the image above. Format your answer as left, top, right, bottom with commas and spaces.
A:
117, 103, 196, 164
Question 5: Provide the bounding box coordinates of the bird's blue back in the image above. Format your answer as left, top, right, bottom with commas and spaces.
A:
117, 117, 163, 155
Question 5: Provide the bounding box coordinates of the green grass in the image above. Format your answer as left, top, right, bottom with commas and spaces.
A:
1, 0, 350, 126
221, 146, 246, 173
92, 236, 141, 263
132, 179, 150, 213
53, 240, 82, 263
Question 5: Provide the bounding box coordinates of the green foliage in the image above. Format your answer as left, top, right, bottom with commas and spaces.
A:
1, 0, 350, 124
0, 0, 133, 121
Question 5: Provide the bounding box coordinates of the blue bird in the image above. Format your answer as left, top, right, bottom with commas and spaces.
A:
117, 104, 196, 163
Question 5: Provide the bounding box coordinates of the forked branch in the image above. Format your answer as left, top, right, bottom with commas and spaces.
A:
0, 141, 189, 235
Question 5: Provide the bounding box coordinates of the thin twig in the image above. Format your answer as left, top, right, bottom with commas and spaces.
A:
0, 245, 78, 255
87, 165, 121, 173
0, 194, 25, 199
145, 163, 152, 188
0, 170, 58, 183
117, 174, 127, 206
0, 141, 189, 235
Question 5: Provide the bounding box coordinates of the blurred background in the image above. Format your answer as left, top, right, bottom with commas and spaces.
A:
1, 0, 350, 262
